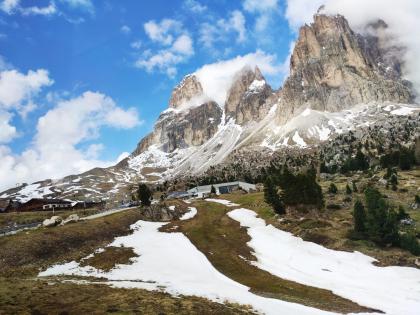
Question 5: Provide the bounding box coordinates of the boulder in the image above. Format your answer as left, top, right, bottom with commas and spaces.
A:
42, 216, 62, 227
62, 214, 79, 225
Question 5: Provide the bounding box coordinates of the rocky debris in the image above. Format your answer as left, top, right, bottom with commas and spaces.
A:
225, 66, 273, 125
276, 14, 413, 124
42, 216, 63, 227
138, 204, 183, 221
62, 214, 79, 225
169, 74, 203, 109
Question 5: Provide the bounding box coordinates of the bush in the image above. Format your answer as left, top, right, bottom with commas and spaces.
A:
400, 233, 420, 255
346, 184, 352, 195
326, 204, 341, 210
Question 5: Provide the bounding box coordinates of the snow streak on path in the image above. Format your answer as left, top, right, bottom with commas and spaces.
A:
39, 219, 337, 315
228, 208, 420, 315
205, 198, 239, 207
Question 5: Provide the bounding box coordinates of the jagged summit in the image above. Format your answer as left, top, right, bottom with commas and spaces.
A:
225, 66, 273, 125
276, 14, 413, 123
168, 74, 204, 109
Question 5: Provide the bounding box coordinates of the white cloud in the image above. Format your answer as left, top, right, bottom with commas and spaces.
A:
172, 34, 194, 56
199, 10, 247, 49
243, 0, 279, 33
0, 110, 17, 143
130, 40, 142, 50
195, 50, 281, 105
60, 0, 94, 13
137, 19, 194, 77
0, 0, 19, 14
243, 0, 278, 12
0, 69, 53, 109
20, 2, 57, 16
0, 68, 53, 145
183, 0, 207, 13
144, 19, 182, 46
0, 91, 142, 191
285, 0, 420, 97
120, 25, 131, 34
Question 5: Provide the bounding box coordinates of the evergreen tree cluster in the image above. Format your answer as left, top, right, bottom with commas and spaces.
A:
351, 187, 420, 255
380, 147, 416, 171
264, 166, 324, 212
137, 183, 152, 206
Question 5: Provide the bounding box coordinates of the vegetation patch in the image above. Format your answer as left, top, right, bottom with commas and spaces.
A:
80, 246, 137, 272
0, 277, 255, 315
0, 209, 142, 277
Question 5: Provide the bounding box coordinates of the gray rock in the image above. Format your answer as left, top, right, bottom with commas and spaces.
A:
42, 215, 63, 227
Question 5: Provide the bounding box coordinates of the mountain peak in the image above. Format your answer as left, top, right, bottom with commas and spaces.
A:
169, 74, 204, 109
278, 13, 413, 122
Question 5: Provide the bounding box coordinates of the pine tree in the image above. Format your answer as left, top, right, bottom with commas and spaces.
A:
353, 200, 366, 233
137, 183, 152, 206
328, 183, 338, 194
346, 184, 352, 195
210, 185, 216, 194
264, 177, 286, 215
390, 174, 398, 191
352, 181, 358, 193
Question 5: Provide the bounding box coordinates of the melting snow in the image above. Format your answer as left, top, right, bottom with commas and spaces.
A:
228, 208, 420, 315
390, 106, 417, 116
39, 219, 332, 315
292, 131, 307, 148
248, 79, 265, 91
205, 199, 239, 207
179, 207, 197, 220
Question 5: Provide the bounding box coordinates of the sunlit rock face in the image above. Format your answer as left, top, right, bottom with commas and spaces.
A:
276, 14, 413, 123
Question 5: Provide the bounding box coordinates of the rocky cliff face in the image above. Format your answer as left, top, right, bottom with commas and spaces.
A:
224, 66, 273, 125
169, 74, 204, 109
133, 101, 222, 155
276, 14, 413, 123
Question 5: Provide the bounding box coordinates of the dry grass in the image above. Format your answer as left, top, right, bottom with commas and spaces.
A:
0, 277, 255, 315
0, 209, 143, 277
80, 246, 137, 272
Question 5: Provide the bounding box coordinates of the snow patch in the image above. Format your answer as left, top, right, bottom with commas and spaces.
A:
39, 219, 331, 315
205, 199, 239, 207
179, 207, 197, 220
228, 208, 420, 315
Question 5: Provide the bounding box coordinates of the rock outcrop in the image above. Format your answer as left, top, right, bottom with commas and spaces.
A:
133, 101, 222, 154
276, 14, 413, 123
169, 74, 204, 109
225, 66, 273, 125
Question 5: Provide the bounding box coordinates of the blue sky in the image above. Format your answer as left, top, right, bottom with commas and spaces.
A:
0, 0, 298, 189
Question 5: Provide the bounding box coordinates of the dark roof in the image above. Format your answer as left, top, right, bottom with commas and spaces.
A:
25, 198, 72, 204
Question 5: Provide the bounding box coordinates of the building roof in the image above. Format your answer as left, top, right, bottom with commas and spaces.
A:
187, 181, 255, 193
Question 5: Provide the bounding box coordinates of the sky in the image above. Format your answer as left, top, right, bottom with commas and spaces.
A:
0, 0, 419, 191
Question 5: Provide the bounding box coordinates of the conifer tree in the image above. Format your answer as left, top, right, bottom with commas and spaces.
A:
352, 181, 358, 193
328, 183, 338, 194
353, 200, 366, 233
346, 184, 352, 195
137, 183, 152, 206
210, 185, 216, 194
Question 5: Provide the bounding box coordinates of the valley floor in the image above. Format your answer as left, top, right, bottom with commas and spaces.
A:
1, 169, 420, 314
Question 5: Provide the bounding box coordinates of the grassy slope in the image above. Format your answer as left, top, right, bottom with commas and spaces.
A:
0, 207, 104, 229
0, 208, 256, 314
0, 278, 254, 315
223, 168, 420, 267
162, 200, 375, 314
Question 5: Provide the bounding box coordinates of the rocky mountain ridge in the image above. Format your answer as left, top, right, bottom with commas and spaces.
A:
1, 13, 419, 203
